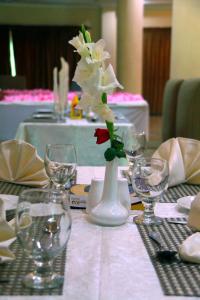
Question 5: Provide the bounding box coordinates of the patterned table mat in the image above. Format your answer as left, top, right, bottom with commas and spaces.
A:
162, 183, 200, 203
137, 219, 200, 296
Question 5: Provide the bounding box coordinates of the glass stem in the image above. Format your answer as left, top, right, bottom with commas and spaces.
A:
34, 260, 54, 279
142, 199, 156, 221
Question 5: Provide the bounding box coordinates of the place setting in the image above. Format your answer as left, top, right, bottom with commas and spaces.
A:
1, 24, 200, 300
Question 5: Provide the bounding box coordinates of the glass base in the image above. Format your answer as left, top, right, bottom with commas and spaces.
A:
133, 214, 162, 226
23, 272, 64, 289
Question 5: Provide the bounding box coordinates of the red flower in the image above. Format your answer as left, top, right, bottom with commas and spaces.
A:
94, 128, 110, 144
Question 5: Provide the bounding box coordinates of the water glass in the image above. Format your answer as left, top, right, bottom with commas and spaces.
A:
124, 130, 146, 177
131, 157, 169, 225
15, 188, 72, 289
44, 143, 77, 190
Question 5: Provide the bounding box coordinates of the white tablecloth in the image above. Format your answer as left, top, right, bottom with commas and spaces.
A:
0, 166, 195, 300
15, 119, 133, 166
0, 100, 149, 141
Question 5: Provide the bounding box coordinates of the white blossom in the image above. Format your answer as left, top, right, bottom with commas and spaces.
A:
93, 103, 115, 123
98, 64, 123, 94
86, 39, 110, 64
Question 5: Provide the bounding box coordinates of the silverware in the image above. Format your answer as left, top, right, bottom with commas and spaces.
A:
167, 219, 187, 225
149, 231, 178, 262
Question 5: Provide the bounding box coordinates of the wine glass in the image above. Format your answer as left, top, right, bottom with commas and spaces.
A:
44, 143, 77, 190
15, 188, 72, 289
123, 130, 146, 179
131, 157, 169, 225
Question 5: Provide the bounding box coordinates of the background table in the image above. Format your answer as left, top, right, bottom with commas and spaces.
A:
15, 119, 133, 166
0, 166, 198, 300
0, 90, 149, 141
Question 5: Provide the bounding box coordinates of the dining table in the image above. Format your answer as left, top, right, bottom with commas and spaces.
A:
0, 166, 200, 300
15, 118, 133, 166
0, 90, 149, 141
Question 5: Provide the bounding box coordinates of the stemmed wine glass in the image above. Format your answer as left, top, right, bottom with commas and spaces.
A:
131, 157, 169, 225
123, 130, 146, 179
15, 188, 72, 289
44, 144, 77, 190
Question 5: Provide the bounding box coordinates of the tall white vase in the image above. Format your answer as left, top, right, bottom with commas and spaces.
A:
89, 158, 129, 226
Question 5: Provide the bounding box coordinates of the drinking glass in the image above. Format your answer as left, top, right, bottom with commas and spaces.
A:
44, 144, 77, 190
123, 130, 146, 179
131, 157, 169, 225
15, 188, 72, 289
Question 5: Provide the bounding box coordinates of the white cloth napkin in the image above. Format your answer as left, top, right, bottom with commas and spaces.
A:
0, 198, 15, 262
153, 137, 200, 187
53, 57, 69, 114
179, 232, 200, 263
0, 140, 48, 187
187, 192, 200, 230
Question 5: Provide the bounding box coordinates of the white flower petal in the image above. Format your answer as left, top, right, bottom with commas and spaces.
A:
93, 103, 115, 123
98, 64, 123, 94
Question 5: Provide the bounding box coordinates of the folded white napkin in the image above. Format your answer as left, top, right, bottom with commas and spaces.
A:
179, 232, 200, 263
0, 198, 15, 262
53, 57, 69, 114
0, 140, 48, 187
187, 192, 200, 230
153, 137, 200, 187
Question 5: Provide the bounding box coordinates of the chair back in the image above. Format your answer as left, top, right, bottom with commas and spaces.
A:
176, 78, 200, 140
162, 78, 183, 141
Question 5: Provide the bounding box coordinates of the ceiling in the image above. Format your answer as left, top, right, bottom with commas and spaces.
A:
0, 0, 172, 6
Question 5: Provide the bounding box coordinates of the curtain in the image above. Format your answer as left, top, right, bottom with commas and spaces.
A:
142, 28, 171, 115
1, 25, 80, 89
0, 26, 10, 75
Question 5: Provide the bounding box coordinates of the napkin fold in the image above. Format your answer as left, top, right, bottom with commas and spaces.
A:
0, 140, 48, 187
188, 192, 200, 230
0, 198, 15, 262
153, 137, 200, 187
53, 57, 69, 115
179, 232, 200, 263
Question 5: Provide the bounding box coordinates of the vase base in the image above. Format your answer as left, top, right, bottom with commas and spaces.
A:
89, 211, 128, 226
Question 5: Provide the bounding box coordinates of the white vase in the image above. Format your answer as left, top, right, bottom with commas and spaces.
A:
89, 158, 129, 226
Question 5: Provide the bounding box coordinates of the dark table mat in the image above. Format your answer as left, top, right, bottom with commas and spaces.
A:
161, 183, 200, 203
137, 219, 200, 296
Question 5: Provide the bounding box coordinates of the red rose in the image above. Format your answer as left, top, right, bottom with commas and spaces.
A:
94, 128, 110, 144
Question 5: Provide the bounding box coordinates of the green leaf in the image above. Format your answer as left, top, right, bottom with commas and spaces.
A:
85, 31, 92, 43
81, 25, 87, 42
116, 150, 126, 159
104, 147, 116, 161
111, 139, 124, 150
101, 92, 107, 104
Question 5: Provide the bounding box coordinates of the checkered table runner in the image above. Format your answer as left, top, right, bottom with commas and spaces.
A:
162, 183, 200, 203
137, 219, 200, 296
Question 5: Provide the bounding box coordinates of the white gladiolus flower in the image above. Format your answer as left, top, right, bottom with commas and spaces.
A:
93, 103, 115, 123
78, 92, 102, 112
69, 33, 89, 57
86, 39, 110, 64
98, 64, 124, 94
73, 58, 99, 85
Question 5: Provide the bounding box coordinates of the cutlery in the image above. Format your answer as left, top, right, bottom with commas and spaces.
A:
149, 231, 178, 262
167, 219, 187, 225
